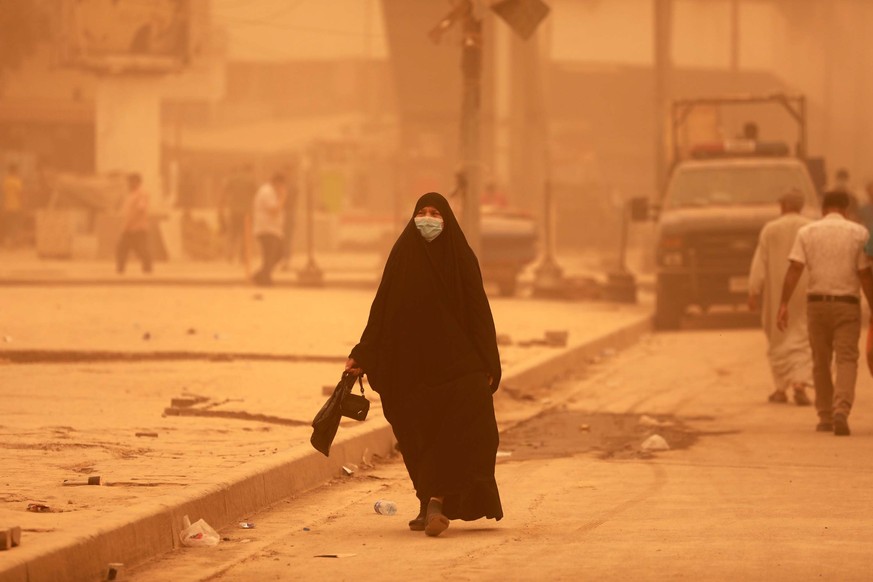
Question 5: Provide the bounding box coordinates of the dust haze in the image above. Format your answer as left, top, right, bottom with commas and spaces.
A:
2, 1, 873, 580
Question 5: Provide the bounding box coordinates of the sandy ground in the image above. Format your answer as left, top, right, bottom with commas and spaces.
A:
128, 322, 873, 582
0, 283, 647, 570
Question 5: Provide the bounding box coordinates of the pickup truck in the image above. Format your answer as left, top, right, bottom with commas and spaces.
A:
653, 155, 819, 328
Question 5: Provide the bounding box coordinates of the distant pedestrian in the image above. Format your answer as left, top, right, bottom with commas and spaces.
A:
1, 163, 24, 248
345, 192, 503, 537
748, 190, 813, 405
252, 173, 286, 286
832, 168, 861, 222
116, 173, 152, 274
220, 165, 257, 263
858, 181, 873, 233
777, 190, 873, 436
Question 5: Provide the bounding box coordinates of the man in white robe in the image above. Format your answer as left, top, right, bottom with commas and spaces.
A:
748, 190, 813, 405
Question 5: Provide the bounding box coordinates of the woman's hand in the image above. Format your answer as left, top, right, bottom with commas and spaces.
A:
345, 358, 362, 376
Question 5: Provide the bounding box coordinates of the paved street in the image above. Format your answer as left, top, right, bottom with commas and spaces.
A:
0, 273, 649, 581
129, 323, 873, 581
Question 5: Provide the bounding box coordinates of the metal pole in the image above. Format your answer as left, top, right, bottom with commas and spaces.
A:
460, 8, 482, 254
532, 178, 563, 295
653, 0, 673, 193
297, 154, 323, 286
730, 0, 740, 76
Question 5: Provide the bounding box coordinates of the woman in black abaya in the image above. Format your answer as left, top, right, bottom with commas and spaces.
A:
345, 192, 503, 537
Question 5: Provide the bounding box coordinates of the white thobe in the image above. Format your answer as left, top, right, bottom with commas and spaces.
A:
749, 213, 814, 391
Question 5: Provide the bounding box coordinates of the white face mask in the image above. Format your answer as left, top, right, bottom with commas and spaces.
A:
414, 216, 444, 242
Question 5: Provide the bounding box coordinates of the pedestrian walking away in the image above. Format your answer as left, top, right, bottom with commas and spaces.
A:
777, 190, 873, 436
116, 173, 152, 274
252, 173, 286, 286
748, 190, 813, 406
345, 192, 503, 537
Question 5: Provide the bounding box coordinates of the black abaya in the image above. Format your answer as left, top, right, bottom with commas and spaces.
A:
349, 192, 503, 521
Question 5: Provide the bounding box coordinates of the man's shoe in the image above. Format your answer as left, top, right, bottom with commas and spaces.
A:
816, 421, 833, 432
768, 391, 788, 404
834, 416, 851, 436
793, 390, 812, 406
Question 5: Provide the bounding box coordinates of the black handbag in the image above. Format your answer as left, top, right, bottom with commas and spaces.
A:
341, 375, 370, 421
310, 372, 369, 456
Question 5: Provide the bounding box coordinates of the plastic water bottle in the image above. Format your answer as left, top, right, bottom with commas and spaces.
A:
374, 500, 397, 516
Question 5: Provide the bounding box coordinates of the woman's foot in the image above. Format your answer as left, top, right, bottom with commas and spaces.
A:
424, 497, 450, 537
408, 499, 426, 531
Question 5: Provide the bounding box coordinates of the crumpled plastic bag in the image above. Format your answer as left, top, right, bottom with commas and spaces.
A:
180, 515, 220, 547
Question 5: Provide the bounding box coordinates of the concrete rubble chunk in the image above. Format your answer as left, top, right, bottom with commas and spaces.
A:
641, 434, 670, 451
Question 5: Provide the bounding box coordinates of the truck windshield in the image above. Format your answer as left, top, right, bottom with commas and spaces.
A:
667, 165, 815, 208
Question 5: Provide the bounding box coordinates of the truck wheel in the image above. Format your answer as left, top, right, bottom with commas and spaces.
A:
654, 278, 684, 330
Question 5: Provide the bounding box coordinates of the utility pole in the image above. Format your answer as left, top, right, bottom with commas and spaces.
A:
729, 0, 740, 77
459, 3, 483, 253
653, 0, 673, 194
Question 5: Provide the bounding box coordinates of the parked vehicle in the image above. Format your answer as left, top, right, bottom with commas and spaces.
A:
634, 94, 824, 329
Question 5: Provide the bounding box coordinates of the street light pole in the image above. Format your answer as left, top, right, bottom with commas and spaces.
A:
297, 155, 323, 287
460, 5, 482, 254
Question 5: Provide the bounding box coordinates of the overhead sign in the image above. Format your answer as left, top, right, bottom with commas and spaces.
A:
490, 0, 550, 40
59, 0, 192, 74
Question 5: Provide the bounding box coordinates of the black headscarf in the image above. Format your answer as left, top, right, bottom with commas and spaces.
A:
350, 192, 501, 395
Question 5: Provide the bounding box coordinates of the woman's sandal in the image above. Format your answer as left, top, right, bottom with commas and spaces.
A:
408, 500, 426, 531
424, 498, 450, 537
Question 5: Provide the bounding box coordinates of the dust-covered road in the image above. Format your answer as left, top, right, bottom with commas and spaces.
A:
130, 324, 873, 581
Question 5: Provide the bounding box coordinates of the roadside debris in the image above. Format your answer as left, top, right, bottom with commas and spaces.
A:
638, 415, 674, 428
135, 431, 159, 438
641, 434, 670, 452
373, 500, 397, 515
0, 526, 22, 551
62, 476, 102, 486
342, 464, 357, 476
496, 450, 513, 458
180, 515, 220, 547
518, 330, 570, 348
314, 554, 357, 558
104, 562, 123, 581
26, 503, 52, 513
239, 522, 255, 529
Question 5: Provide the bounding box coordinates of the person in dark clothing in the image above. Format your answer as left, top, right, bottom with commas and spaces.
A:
345, 192, 503, 538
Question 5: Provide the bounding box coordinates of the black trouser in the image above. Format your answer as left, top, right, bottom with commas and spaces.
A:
116, 231, 152, 274
254, 233, 282, 285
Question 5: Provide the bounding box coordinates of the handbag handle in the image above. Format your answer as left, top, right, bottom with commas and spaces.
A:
343, 371, 365, 396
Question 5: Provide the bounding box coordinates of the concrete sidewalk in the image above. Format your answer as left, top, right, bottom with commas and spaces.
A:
0, 279, 651, 581
0, 249, 647, 292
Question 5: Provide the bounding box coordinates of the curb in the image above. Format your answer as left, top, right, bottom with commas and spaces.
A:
0, 421, 396, 582
0, 313, 652, 582
0, 277, 377, 290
